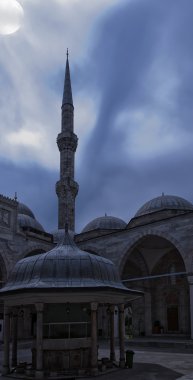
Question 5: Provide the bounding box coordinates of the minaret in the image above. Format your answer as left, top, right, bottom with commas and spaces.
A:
56, 50, 79, 231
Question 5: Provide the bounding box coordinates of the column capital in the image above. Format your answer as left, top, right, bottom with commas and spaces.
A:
35, 303, 44, 312
91, 302, 98, 311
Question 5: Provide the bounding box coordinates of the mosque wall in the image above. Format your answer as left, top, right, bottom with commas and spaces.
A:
1, 202, 193, 338
77, 211, 193, 337
77, 211, 193, 274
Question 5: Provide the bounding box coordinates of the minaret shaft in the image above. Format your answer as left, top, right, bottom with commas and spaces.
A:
56, 55, 78, 232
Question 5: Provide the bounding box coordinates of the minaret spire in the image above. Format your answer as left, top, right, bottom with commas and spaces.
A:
56, 52, 79, 232
62, 49, 73, 107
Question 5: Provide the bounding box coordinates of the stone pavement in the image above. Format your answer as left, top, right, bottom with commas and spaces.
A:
81, 343, 193, 380
82, 364, 182, 380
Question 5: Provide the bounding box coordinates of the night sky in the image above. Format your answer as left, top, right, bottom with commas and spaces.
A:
0, 0, 193, 233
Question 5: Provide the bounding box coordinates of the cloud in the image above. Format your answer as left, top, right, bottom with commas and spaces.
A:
6, 128, 42, 148
0, 0, 121, 231
76, 0, 193, 230
1, 0, 193, 233
0, 0, 120, 169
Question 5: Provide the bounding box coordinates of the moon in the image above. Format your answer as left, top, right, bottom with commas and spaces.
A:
0, 0, 24, 35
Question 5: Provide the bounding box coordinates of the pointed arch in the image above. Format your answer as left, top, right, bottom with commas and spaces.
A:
119, 228, 186, 275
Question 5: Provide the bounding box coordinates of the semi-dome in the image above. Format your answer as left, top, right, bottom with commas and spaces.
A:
17, 202, 44, 232
135, 194, 193, 217
82, 215, 126, 233
2, 230, 128, 292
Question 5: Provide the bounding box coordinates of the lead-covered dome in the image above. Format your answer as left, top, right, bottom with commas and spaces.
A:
18, 214, 44, 232
135, 194, 193, 217
18, 202, 35, 218
2, 230, 127, 292
17, 202, 44, 232
82, 215, 126, 233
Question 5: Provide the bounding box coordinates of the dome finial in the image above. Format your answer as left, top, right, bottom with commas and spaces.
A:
66, 48, 69, 59
14, 192, 17, 201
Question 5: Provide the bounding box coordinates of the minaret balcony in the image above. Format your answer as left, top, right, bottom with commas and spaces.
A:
56, 180, 79, 198
57, 132, 78, 152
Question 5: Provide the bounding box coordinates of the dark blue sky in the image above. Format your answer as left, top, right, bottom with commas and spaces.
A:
0, 0, 193, 232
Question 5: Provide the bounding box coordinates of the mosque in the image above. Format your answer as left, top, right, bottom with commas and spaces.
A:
0, 53, 193, 348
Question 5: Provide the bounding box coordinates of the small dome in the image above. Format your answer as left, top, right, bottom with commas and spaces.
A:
82, 215, 126, 233
18, 214, 44, 232
17, 202, 44, 232
1, 231, 127, 292
18, 202, 35, 219
135, 194, 193, 217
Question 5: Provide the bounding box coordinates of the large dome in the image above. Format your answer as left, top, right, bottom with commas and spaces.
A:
17, 202, 44, 232
135, 194, 193, 217
82, 215, 126, 233
2, 230, 127, 292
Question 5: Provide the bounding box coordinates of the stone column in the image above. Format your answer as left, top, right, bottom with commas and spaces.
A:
2, 305, 11, 375
118, 303, 125, 368
109, 305, 116, 361
35, 303, 44, 378
91, 302, 98, 375
188, 277, 193, 339
144, 292, 152, 335
12, 308, 18, 367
